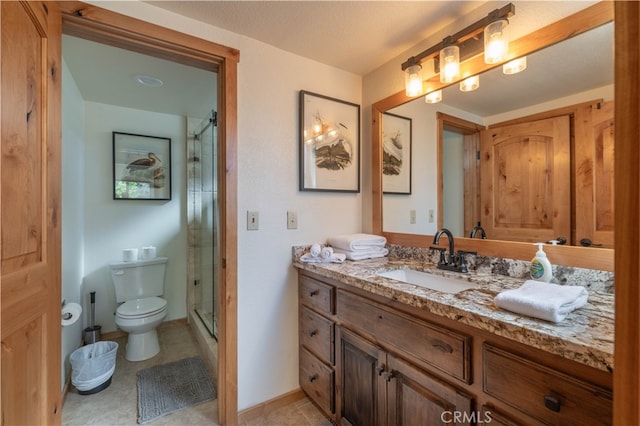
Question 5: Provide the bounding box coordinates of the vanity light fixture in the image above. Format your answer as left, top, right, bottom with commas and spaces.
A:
503, 56, 527, 74
401, 3, 514, 96
484, 18, 509, 64
425, 90, 443, 104
404, 64, 424, 96
460, 75, 480, 92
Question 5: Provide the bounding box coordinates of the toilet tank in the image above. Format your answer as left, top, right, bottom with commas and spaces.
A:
110, 257, 168, 303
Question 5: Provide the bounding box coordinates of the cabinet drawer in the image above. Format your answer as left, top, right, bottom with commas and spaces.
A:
483, 344, 612, 425
338, 290, 471, 383
299, 275, 334, 315
300, 305, 334, 364
300, 346, 334, 416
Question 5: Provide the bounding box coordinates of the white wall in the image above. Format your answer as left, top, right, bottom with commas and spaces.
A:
61, 59, 85, 386
88, 1, 362, 410
81, 102, 188, 333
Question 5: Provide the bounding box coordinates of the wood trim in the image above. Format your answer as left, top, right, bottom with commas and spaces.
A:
57, 3, 238, 424
237, 389, 306, 423
487, 99, 603, 128
372, 3, 615, 272
614, 2, 640, 425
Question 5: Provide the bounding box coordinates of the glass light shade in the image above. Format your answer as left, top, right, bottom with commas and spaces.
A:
439, 45, 460, 83
503, 56, 527, 74
484, 19, 509, 64
460, 75, 480, 92
405, 64, 423, 97
424, 90, 442, 104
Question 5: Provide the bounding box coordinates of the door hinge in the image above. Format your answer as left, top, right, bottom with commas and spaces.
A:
222, 257, 227, 268
476, 150, 481, 160
212, 111, 218, 126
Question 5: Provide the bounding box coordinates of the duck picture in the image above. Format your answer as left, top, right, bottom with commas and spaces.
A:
126, 152, 161, 171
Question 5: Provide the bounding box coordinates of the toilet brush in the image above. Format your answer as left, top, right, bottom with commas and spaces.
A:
83, 291, 102, 344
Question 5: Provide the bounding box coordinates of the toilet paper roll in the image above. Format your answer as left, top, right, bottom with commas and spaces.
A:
122, 248, 138, 262
140, 246, 157, 259
61, 303, 82, 327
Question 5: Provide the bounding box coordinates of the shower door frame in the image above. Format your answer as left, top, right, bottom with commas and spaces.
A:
59, 3, 239, 424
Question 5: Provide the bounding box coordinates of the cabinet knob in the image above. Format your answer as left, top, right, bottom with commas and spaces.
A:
308, 330, 318, 337
309, 289, 319, 297
543, 395, 561, 412
382, 371, 395, 382
309, 374, 318, 383
375, 364, 385, 376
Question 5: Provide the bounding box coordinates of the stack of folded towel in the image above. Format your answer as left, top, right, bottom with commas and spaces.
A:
300, 243, 346, 263
493, 280, 589, 323
328, 233, 388, 260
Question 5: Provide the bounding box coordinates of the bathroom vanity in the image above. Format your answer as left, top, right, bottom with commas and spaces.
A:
294, 255, 613, 425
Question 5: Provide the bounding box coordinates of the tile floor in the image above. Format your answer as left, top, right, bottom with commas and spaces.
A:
62, 322, 330, 426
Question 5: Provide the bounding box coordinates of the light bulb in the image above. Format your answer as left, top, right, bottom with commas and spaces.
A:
405, 64, 423, 97
503, 57, 527, 74
425, 90, 442, 104
440, 45, 460, 83
460, 75, 480, 92
484, 19, 509, 64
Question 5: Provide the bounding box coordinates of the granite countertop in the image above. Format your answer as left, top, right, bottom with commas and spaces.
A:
293, 256, 614, 373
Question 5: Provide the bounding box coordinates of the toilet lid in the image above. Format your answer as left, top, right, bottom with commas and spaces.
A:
117, 297, 167, 318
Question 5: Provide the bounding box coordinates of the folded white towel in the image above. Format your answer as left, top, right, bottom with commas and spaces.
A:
309, 243, 322, 258
328, 233, 387, 251
300, 252, 346, 263
494, 280, 588, 323
334, 247, 389, 261
320, 246, 334, 259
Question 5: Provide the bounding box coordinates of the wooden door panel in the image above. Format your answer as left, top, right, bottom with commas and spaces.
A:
1, 1, 62, 424
575, 101, 614, 248
481, 116, 571, 243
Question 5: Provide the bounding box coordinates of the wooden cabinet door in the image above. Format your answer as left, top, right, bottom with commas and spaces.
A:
1, 2, 62, 425
575, 100, 614, 248
386, 354, 474, 426
336, 327, 386, 426
480, 116, 571, 243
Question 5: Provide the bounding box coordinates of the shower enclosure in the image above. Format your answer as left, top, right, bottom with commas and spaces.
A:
188, 110, 219, 339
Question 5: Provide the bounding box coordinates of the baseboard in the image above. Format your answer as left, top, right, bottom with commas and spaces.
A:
237, 388, 306, 423
100, 317, 188, 341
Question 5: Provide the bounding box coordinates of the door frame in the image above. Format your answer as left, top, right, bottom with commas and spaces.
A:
58, 2, 238, 424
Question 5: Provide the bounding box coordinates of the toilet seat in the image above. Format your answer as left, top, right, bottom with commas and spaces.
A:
117, 297, 167, 318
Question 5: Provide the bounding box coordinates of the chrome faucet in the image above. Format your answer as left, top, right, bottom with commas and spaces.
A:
430, 228, 476, 273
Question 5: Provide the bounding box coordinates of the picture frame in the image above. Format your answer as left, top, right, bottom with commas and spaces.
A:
299, 90, 360, 192
112, 132, 172, 200
382, 112, 412, 194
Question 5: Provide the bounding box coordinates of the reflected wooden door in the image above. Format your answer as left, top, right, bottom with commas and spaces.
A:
480, 116, 571, 243
1, 2, 62, 425
575, 100, 614, 248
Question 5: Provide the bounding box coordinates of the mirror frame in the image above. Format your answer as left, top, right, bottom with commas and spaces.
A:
372, 2, 614, 271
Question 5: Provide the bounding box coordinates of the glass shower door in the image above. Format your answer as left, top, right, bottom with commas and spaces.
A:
190, 110, 219, 339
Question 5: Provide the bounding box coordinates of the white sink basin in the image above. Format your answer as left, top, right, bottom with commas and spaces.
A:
377, 268, 477, 294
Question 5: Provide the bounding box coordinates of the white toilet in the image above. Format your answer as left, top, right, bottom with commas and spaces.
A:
110, 257, 168, 362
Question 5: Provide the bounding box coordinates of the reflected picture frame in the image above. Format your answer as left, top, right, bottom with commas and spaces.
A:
382, 112, 412, 194
113, 131, 172, 200
299, 90, 360, 192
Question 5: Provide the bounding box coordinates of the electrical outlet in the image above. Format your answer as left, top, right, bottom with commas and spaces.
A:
247, 211, 259, 230
287, 211, 298, 229
428, 209, 434, 223
410, 209, 416, 224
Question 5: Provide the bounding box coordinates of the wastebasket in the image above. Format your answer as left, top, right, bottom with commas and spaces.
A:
70, 341, 118, 395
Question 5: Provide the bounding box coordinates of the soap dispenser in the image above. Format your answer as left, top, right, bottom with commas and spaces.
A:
530, 243, 553, 282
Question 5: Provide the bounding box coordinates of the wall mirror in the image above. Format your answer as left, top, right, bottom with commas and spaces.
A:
372, 3, 614, 270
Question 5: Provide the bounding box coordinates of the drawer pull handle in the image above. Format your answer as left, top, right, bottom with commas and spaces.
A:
309, 374, 318, 383
308, 330, 318, 337
432, 340, 453, 353
309, 290, 319, 297
544, 395, 561, 412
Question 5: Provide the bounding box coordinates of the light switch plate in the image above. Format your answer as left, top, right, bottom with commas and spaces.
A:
247, 211, 259, 230
287, 211, 298, 229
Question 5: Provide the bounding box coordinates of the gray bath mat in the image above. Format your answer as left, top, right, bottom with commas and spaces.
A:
136, 356, 216, 424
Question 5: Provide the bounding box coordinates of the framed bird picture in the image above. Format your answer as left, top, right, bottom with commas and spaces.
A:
299, 90, 360, 192
112, 132, 172, 200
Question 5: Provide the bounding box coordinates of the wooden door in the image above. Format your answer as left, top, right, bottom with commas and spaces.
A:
1, 2, 62, 425
480, 116, 571, 243
575, 100, 614, 248
336, 327, 386, 426
386, 354, 473, 426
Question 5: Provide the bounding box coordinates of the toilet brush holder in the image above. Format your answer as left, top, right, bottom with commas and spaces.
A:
83, 291, 102, 344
